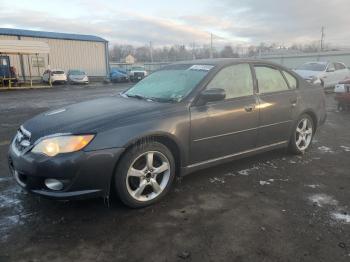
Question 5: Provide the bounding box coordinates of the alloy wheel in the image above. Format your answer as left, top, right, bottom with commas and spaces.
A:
126, 151, 171, 202
295, 118, 313, 151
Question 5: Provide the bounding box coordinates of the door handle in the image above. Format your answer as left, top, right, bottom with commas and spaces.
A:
244, 104, 255, 112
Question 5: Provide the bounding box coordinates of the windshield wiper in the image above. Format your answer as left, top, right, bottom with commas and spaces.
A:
147, 97, 177, 103
125, 94, 147, 100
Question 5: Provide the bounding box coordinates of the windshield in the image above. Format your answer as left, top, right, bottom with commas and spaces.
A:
69, 70, 85, 75
131, 67, 145, 71
297, 63, 327, 72
124, 64, 213, 102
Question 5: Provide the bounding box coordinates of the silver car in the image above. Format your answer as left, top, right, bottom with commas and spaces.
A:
67, 70, 89, 84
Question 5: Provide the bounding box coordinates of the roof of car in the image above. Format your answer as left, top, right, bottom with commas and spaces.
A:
304, 61, 328, 65
0, 28, 107, 43
172, 58, 281, 66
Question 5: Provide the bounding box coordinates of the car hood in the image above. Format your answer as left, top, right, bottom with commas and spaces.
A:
294, 70, 322, 79
22, 95, 171, 142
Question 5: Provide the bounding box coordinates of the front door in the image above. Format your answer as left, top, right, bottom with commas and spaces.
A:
190, 63, 259, 164
253, 65, 298, 147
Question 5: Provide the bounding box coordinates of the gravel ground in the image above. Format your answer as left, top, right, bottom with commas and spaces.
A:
0, 84, 349, 262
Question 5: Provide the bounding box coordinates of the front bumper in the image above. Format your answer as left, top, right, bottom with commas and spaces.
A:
69, 79, 89, 84
8, 144, 124, 200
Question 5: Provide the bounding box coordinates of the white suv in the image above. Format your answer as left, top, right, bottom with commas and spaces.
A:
294, 62, 350, 89
43, 69, 67, 84
128, 66, 148, 82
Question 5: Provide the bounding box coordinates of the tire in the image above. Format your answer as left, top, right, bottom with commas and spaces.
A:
114, 141, 176, 208
288, 114, 315, 154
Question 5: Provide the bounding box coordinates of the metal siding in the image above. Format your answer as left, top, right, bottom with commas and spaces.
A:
19, 36, 107, 77
0, 28, 107, 42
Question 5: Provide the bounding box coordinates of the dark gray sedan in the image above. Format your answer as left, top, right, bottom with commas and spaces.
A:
8, 59, 326, 208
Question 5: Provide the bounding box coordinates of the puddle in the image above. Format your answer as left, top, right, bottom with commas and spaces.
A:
0, 184, 33, 242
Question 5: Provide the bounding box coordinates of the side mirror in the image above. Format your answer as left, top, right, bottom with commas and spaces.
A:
198, 88, 226, 105
327, 68, 335, 72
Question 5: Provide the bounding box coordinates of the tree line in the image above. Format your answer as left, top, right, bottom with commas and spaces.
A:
109, 41, 336, 63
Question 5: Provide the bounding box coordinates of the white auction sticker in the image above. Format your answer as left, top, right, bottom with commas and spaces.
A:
188, 65, 214, 71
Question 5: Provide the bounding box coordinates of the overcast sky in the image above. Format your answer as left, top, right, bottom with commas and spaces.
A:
1, 0, 349, 48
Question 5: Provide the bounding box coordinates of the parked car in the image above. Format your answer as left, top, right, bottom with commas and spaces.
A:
42, 69, 67, 84
128, 66, 148, 82
8, 59, 326, 208
67, 70, 89, 84
294, 61, 350, 89
110, 68, 129, 83
334, 78, 350, 111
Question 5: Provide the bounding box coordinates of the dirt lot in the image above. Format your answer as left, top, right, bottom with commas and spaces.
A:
0, 84, 349, 262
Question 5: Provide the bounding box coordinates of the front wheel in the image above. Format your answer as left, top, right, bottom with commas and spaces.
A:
288, 114, 314, 154
114, 142, 176, 208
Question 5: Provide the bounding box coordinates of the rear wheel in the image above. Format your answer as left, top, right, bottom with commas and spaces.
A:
289, 114, 314, 154
114, 141, 175, 208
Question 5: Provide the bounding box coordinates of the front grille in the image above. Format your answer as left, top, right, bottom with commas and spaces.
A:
134, 72, 145, 78
14, 126, 32, 154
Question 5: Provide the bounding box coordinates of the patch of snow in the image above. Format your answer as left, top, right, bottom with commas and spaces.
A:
306, 184, 321, 189
340, 146, 350, 152
237, 166, 259, 176
309, 194, 338, 207
288, 160, 297, 164
332, 213, 350, 223
265, 161, 278, 169
318, 146, 334, 153
259, 180, 271, 186
209, 177, 225, 184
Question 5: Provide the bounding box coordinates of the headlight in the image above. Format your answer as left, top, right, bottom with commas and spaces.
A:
311, 76, 321, 84
31, 135, 94, 157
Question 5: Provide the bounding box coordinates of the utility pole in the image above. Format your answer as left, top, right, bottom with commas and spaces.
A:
320, 26, 325, 52
149, 41, 154, 63
210, 33, 213, 58
192, 42, 196, 60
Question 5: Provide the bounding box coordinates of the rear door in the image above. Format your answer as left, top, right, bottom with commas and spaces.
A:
335, 62, 349, 82
325, 63, 337, 87
190, 63, 259, 164
253, 65, 298, 147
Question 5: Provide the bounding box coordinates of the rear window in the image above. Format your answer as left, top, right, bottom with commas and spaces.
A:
52, 71, 65, 74
255, 66, 289, 93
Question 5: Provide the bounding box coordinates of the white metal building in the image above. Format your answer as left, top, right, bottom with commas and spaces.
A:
0, 28, 109, 81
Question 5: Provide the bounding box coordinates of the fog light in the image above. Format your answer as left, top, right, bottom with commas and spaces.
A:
44, 178, 64, 191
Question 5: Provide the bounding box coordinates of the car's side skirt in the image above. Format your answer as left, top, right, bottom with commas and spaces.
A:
181, 141, 288, 176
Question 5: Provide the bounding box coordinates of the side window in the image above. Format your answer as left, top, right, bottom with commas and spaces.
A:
335, 63, 345, 70
282, 70, 298, 89
327, 63, 335, 72
206, 64, 253, 99
254, 66, 289, 93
